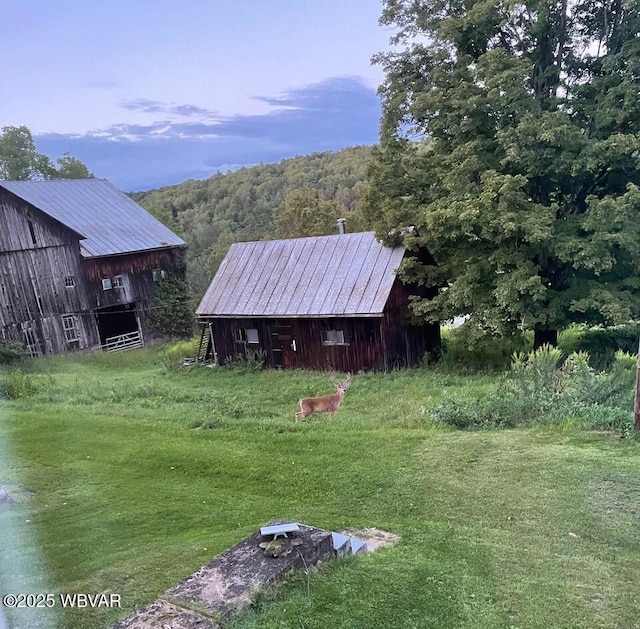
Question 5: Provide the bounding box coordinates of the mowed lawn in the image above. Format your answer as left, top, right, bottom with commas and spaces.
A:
1, 348, 639, 629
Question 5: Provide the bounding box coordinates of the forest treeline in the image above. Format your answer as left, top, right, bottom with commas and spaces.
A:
132, 146, 373, 300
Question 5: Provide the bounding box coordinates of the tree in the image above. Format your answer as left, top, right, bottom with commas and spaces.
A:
0, 125, 93, 181
272, 188, 343, 239
54, 152, 94, 179
366, 0, 640, 348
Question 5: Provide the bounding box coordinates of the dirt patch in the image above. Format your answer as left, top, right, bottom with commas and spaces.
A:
339, 527, 401, 551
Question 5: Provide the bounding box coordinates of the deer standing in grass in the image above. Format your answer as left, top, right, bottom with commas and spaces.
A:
295, 374, 351, 422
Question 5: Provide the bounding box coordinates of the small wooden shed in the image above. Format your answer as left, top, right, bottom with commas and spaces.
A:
196, 231, 440, 371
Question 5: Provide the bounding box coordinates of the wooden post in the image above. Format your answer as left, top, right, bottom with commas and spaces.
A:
635, 337, 640, 431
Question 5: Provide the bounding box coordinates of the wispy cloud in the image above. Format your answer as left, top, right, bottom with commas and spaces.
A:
120, 98, 218, 118
36, 77, 381, 190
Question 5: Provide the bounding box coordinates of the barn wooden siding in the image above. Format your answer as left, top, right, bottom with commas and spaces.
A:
84, 248, 186, 342
0, 189, 98, 354
1, 185, 187, 355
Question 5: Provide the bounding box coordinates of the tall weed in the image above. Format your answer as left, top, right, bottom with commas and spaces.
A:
1, 369, 36, 399
431, 346, 635, 434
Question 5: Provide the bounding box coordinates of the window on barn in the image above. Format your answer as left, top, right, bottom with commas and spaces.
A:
102, 278, 112, 290
321, 329, 349, 346
21, 322, 41, 357
153, 269, 168, 281
234, 328, 259, 344
112, 275, 124, 288
27, 219, 37, 246
62, 315, 79, 342
64, 276, 75, 288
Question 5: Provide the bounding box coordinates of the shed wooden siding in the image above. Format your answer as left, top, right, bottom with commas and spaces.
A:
202, 281, 440, 371
206, 317, 384, 372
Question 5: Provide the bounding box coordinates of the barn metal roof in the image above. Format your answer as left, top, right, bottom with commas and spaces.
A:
196, 232, 406, 318
0, 179, 185, 258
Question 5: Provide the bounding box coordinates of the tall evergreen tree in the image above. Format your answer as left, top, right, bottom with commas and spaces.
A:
366, 0, 640, 347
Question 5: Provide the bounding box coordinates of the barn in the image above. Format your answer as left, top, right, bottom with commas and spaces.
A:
0, 179, 185, 356
195, 231, 440, 371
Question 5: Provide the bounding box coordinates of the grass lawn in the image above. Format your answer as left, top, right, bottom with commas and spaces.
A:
1, 347, 639, 628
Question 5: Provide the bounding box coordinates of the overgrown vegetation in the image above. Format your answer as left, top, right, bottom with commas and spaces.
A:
1, 346, 639, 628
151, 271, 194, 339
432, 346, 636, 434
0, 338, 25, 364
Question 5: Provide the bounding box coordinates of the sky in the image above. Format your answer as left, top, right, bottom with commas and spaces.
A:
2, 1, 394, 191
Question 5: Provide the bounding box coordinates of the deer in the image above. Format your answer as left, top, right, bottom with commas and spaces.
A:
295, 374, 351, 422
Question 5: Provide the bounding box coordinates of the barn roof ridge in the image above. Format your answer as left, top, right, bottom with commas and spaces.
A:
0, 178, 185, 258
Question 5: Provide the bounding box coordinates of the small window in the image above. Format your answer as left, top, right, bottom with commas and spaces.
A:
112, 275, 124, 288
62, 315, 79, 342
102, 278, 112, 290
153, 269, 168, 281
234, 328, 259, 344
27, 219, 37, 246
65, 276, 75, 288
21, 322, 41, 357
322, 329, 349, 346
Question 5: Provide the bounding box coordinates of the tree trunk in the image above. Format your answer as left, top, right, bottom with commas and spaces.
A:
533, 329, 558, 349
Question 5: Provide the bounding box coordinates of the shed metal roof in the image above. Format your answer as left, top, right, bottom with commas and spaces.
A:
0, 179, 185, 257
196, 232, 405, 318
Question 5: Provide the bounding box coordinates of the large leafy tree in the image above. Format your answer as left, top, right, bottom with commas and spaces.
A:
272, 188, 343, 239
366, 0, 640, 347
0, 125, 93, 181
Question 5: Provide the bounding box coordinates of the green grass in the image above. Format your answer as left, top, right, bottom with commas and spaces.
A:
1, 348, 639, 628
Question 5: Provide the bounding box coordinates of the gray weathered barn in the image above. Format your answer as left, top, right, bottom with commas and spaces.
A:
196, 231, 440, 371
0, 179, 185, 356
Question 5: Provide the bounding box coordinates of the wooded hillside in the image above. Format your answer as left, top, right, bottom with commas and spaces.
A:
132, 146, 373, 299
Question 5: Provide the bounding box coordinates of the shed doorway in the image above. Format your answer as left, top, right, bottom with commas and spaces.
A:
95, 303, 140, 347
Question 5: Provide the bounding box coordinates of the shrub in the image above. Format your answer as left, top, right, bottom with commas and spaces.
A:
223, 349, 266, 372
160, 338, 199, 371
440, 322, 530, 371
151, 271, 194, 339
0, 339, 25, 364
431, 346, 636, 434
559, 323, 640, 369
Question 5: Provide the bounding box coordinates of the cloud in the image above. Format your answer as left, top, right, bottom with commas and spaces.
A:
35, 76, 381, 190
78, 75, 119, 89
120, 98, 218, 118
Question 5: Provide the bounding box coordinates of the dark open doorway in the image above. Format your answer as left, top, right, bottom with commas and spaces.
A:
95, 303, 139, 345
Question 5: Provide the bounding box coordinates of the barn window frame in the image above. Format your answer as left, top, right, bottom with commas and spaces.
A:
27, 219, 37, 246
321, 329, 349, 346
112, 275, 124, 288
64, 276, 75, 288
102, 278, 112, 290
153, 269, 168, 281
62, 315, 79, 342
234, 328, 259, 345
21, 321, 41, 357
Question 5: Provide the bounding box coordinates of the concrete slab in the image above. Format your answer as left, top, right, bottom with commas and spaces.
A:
163, 524, 332, 620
